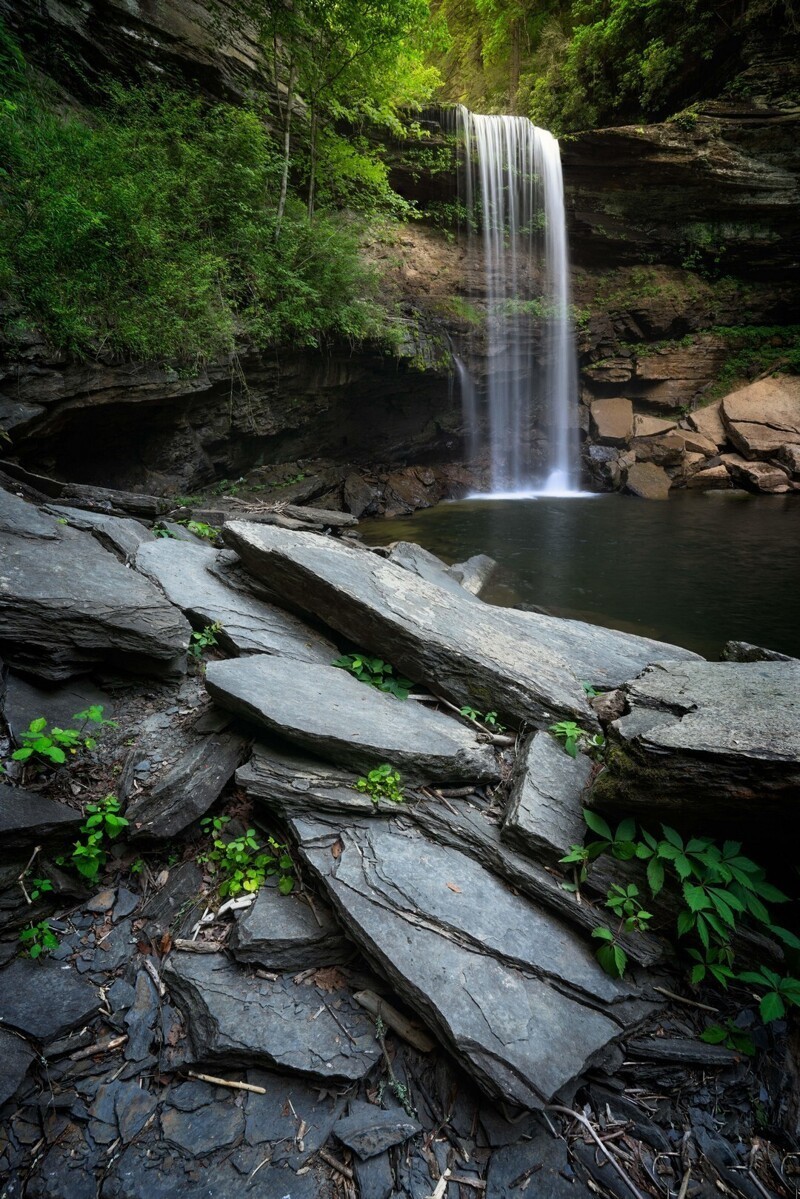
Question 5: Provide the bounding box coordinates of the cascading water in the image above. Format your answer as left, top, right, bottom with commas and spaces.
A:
456, 106, 579, 495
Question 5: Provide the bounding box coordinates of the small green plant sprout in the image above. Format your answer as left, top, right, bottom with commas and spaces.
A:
69, 795, 129, 883
548, 720, 604, 758
29, 877, 54, 902
356, 764, 405, 805
130, 858, 145, 876
153, 523, 177, 539
207, 827, 295, 898
200, 813, 231, 836
188, 622, 222, 661
737, 967, 800, 1024
459, 706, 507, 733
12, 705, 117, 769
592, 885, 651, 979
459, 706, 481, 722
19, 919, 59, 960
581, 682, 600, 698
178, 519, 220, 540
700, 1019, 755, 1056
332, 654, 413, 700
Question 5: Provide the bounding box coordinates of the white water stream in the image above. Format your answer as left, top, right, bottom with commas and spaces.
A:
456, 107, 580, 495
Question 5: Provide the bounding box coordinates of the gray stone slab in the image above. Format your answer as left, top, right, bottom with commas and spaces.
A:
0, 487, 59, 539
2, 673, 112, 741
501, 732, 592, 862
0, 784, 83, 847
600, 660, 800, 818
161, 1100, 245, 1153
126, 731, 249, 840
238, 741, 395, 819
43, 504, 155, 563
447, 552, 497, 596
162, 951, 381, 1082
139, 862, 205, 941
206, 656, 499, 784
136, 540, 338, 663
293, 815, 654, 1108
230, 884, 352, 971
387, 541, 478, 601
222, 522, 592, 727
0, 958, 99, 1041
333, 1100, 421, 1159
0, 1027, 36, 1106
0, 521, 190, 681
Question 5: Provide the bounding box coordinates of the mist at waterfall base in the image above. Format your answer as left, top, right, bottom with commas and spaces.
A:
361, 493, 800, 661
455, 107, 586, 497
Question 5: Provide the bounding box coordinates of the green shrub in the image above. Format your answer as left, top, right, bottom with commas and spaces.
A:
333, 653, 414, 700
356, 764, 405, 804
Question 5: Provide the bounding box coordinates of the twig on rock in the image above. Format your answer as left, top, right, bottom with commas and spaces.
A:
318, 1148, 353, 1180
187, 1070, 266, 1094
17, 844, 42, 904
652, 985, 718, 1012
426, 1169, 452, 1199
545, 1106, 647, 1199
70, 1034, 127, 1061
354, 990, 435, 1053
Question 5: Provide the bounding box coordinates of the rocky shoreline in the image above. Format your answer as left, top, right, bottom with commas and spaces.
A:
1, 479, 799, 1198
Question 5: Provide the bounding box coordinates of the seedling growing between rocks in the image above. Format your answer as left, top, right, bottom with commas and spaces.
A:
61, 794, 129, 884
549, 720, 604, 758
700, 1019, 755, 1056
459, 706, 507, 734
177, 519, 219, 541
592, 883, 652, 978
205, 826, 295, 898
356, 764, 405, 805
332, 653, 413, 700
11, 705, 117, 772
19, 919, 59, 960
189, 622, 222, 661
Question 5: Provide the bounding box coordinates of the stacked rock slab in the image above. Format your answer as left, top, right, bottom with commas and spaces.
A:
501, 732, 593, 862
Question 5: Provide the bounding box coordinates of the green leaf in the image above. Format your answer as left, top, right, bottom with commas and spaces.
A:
700, 1025, 727, 1044
770, 924, 800, 950
690, 963, 706, 986
591, 926, 614, 942
29, 718, 47, 734
646, 857, 665, 895
278, 875, 294, 894
615, 818, 636, 842
583, 810, 612, 840
760, 991, 785, 1023
661, 825, 683, 849
11, 747, 33, 761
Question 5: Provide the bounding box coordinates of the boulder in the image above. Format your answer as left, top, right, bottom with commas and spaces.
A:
205, 655, 499, 784
126, 732, 249, 840
387, 541, 476, 601
0, 1027, 36, 1106
590, 398, 633, 445
684, 464, 731, 490
0, 784, 83, 848
501, 732, 593, 863
631, 432, 685, 466
293, 814, 654, 1108
230, 884, 352, 970
721, 454, 790, 493
448, 552, 498, 596
43, 504, 155, 562
722, 376, 800, 457
0, 498, 190, 681
625, 461, 671, 499
220, 523, 697, 725
136, 540, 338, 663
722, 640, 796, 663
0, 958, 99, 1041
687, 401, 727, 447
776, 443, 800, 477
595, 660, 800, 819
163, 951, 380, 1081
633, 415, 677, 437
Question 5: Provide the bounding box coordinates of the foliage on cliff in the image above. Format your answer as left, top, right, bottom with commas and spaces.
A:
0, 9, 438, 364
432, 0, 800, 132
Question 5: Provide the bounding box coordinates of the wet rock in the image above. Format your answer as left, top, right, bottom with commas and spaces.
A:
722, 640, 795, 663
0, 959, 99, 1041
625, 461, 671, 499
126, 731, 249, 840
0, 1027, 36, 1106
590, 398, 633, 444
343, 472, 382, 518
501, 732, 593, 862
205, 655, 499, 784
230, 885, 352, 971
135, 540, 337, 663
293, 814, 654, 1108
163, 951, 381, 1081
0, 511, 190, 681
722, 375, 800, 457
722, 453, 790, 492
333, 1100, 421, 1160
685, 463, 731, 489
0, 784, 83, 848
448, 552, 497, 596
220, 522, 596, 727
140, 862, 205, 941
597, 660, 800, 819
161, 1100, 245, 1154
387, 541, 476, 601
243, 1068, 347, 1165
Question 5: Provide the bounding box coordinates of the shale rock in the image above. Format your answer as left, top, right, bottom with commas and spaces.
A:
0, 784, 83, 848
386, 541, 478, 601
333, 1101, 421, 1160
590, 397, 633, 444
205, 655, 499, 783
687, 400, 728, 447
0, 958, 99, 1041
43, 504, 155, 562
625, 461, 671, 499
222, 522, 682, 727
596, 660, 800, 818
0, 496, 190, 680
0, 1027, 36, 1106
135, 540, 338, 662
2, 673, 112, 739
448, 552, 498, 596
722, 375, 800, 458
163, 951, 380, 1081
501, 732, 593, 862
294, 814, 654, 1107
230, 884, 352, 970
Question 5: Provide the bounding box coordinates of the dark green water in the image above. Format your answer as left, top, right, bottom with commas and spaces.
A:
360, 492, 800, 660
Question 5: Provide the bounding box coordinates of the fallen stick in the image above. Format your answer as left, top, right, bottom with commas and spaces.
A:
70, 1034, 127, 1061
545, 1106, 647, 1199
187, 1070, 266, 1095
17, 844, 42, 905
354, 990, 436, 1053
448, 1176, 486, 1190
652, 985, 718, 1013
173, 938, 225, 954
427, 1169, 452, 1199
318, 1148, 353, 1180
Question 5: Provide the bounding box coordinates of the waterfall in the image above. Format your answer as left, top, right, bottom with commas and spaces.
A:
456, 106, 579, 495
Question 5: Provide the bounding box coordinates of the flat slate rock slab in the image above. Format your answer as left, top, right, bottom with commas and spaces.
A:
163, 951, 381, 1082
231, 884, 352, 971
222, 521, 593, 728
0, 494, 191, 681
501, 731, 592, 863
292, 815, 654, 1108
136, 540, 338, 663
599, 660, 800, 817
0, 783, 83, 847
0, 1026, 37, 1106
333, 1100, 421, 1159
0, 958, 99, 1041
206, 655, 499, 784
